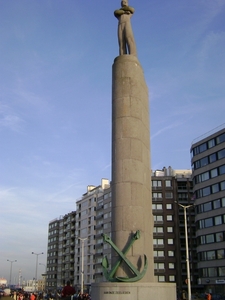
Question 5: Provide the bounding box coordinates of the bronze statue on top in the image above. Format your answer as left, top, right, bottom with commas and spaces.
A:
114, 0, 137, 56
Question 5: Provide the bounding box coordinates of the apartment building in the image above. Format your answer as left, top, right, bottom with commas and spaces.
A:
46, 171, 198, 293
191, 125, 225, 294
46, 211, 76, 289
94, 185, 111, 283
152, 167, 198, 293
74, 179, 110, 291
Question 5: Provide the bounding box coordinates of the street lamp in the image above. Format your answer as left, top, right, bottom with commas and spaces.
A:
175, 202, 194, 300
32, 252, 44, 292
77, 237, 87, 294
7, 259, 17, 287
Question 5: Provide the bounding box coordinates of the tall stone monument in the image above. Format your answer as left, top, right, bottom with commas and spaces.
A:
91, 1, 176, 299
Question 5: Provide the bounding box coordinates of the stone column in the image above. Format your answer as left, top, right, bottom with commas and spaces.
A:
91, 54, 176, 300
111, 54, 154, 282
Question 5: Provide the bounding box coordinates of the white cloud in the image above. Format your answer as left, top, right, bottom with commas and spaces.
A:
151, 121, 183, 140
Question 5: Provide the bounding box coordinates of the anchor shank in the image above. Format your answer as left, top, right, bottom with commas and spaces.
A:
108, 231, 139, 277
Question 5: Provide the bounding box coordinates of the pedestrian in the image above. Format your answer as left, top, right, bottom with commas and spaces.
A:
30, 293, 35, 300
205, 292, 212, 300
61, 281, 75, 300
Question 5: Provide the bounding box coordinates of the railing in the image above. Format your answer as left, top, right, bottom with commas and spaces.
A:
191, 123, 225, 145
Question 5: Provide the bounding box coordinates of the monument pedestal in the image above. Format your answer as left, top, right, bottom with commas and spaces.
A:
91, 282, 176, 300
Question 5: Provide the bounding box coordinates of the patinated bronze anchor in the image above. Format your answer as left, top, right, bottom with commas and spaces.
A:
102, 230, 148, 282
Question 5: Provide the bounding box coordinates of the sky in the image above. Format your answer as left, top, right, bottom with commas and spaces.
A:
1, 0, 225, 283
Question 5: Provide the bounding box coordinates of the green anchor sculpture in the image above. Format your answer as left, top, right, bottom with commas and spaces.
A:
102, 230, 148, 282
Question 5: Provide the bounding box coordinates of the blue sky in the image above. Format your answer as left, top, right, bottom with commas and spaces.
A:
1, 0, 225, 283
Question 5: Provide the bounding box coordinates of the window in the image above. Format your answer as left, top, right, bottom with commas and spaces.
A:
218, 149, 225, 160
212, 183, 219, 193
199, 252, 207, 261
199, 143, 207, 152
201, 172, 210, 182
153, 239, 164, 245
203, 202, 212, 212
222, 198, 225, 207
165, 192, 173, 198
152, 204, 163, 210
220, 181, 225, 191
214, 215, 222, 225
153, 192, 162, 198
168, 250, 174, 256
166, 204, 172, 209
208, 267, 217, 277
178, 193, 187, 199
208, 139, 215, 148
202, 268, 207, 277
169, 275, 175, 282
154, 263, 165, 270
167, 227, 173, 232
178, 182, 187, 190
194, 160, 200, 169
200, 157, 209, 167
167, 215, 173, 221
205, 218, 213, 228
209, 153, 217, 163
215, 232, 224, 242
216, 133, 225, 144
211, 168, 218, 178
104, 193, 109, 199
218, 267, 225, 276
152, 180, 162, 187
193, 146, 199, 156
165, 180, 171, 187
158, 276, 165, 282
219, 165, 225, 175
207, 251, 215, 260
213, 199, 221, 209
168, 238, 174, 245
217, 249, 224, 259
158, 263, 165, 270
154, 250, 164, 257
169, 263, 175, 269
154, 215, 163, 222
202, 187, 211, 197
206, 234, 214, 243
154, 227, 163, 233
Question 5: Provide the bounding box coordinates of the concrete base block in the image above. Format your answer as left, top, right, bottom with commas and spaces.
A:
91, 282, 176, 300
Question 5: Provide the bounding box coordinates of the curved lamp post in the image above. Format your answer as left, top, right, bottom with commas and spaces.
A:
32, 252, 44, 292
7, 259, 17, 287
39, 263, 46, 272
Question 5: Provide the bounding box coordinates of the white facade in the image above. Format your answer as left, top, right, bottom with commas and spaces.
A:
74, 179, 110, 290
